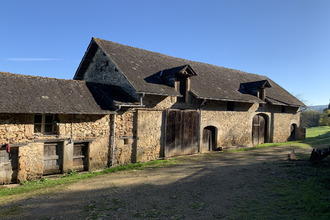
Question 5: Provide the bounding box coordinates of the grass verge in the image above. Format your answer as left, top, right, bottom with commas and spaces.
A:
0, 159, 177, 199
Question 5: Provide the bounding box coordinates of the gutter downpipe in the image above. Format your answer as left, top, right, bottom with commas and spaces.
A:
139, 92, 145, 106
111, 93, 145, 167
111, 105, 121, 167
198, 99, 207, 153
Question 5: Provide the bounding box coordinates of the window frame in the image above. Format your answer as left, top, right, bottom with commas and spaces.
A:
34, 114, 57, 134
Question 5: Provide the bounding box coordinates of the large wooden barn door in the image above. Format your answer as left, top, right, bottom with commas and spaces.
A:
43, 142, 63, 175
0, 148, 18, 184
73, 142, 89, 172
252, 114, 267, 145
165, 110, 199, 157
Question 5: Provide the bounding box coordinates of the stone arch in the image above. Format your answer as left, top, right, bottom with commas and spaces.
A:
252, 113, 269, 145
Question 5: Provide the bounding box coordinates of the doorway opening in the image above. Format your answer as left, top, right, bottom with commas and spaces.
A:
203, 126, 217, 151
290, 124, 297, 141
252, 114, 268, 145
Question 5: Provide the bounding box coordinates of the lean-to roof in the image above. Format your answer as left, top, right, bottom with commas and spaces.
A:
0, 72, 114, 114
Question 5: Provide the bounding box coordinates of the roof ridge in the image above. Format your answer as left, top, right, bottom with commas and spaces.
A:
92, 37, 266, 78
0, 71, 84, 83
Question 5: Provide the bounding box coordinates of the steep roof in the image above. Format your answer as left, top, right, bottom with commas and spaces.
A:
0, 72, 114, 114
76, 37, 304, 107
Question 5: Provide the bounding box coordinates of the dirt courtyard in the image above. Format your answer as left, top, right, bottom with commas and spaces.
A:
0, 146, 314, 219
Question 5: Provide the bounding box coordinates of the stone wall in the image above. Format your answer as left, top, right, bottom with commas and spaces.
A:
135, 109, 163, 162
201, 103, 259, 150
112, 111, 135, 165
0, 114, 34, 145
272, 112, 300, 142
17, 142, 44, 182
200, 102, 301, 149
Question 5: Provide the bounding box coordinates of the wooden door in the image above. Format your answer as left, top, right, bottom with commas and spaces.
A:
165, 110, 182, 157
290, 124, 297, 141
0, 148, 18, 184
43, 143, 63, 175
252, 114, 266, 145
203, 126, 216, 151
182, 111, 199, 154
73, 143, 88, 171
165, 110, 199, 157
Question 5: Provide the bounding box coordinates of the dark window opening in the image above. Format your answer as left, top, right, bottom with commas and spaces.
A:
34, 114, 57, 134
258, 88, 265, 100
176, 76, 187, 103
281, 106, 286, 113
227, 102, 234, 111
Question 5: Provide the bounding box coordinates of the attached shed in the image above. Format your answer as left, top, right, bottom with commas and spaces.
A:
0, 72, 116, 183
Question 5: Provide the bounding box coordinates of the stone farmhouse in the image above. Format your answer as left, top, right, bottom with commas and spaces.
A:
0, 37, 305, 184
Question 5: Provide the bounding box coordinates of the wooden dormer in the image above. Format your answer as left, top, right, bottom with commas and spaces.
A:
160, 65, 197, 103
241, 80, 271, 101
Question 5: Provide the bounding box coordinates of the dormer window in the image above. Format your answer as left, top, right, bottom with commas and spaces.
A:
176, 76, 187, 103
258, 88, 266, 101
160, 64, 197, 103
241, 80, 271, 102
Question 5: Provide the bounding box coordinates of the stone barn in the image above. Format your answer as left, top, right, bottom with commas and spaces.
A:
74, 37, 305, 162
0, 37, 305, 184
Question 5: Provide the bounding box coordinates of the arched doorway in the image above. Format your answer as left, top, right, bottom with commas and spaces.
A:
203, 126, 217, 151
290, 124, 297, 141
252, 114, 268, 145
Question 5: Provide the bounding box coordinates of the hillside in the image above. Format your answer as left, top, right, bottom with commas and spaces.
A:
308, 105, 328, 112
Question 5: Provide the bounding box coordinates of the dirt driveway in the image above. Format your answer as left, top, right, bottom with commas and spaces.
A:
0, 145, 313, 219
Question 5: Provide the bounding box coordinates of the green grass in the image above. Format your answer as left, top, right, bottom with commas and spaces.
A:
247, 126, 330, 150
235, 159, 330, 219
231, 126, 330, 219
306, 126, 330, 139
0, 159, 177, 199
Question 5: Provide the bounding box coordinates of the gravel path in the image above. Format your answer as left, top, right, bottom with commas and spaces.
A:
0, 145, 312, 219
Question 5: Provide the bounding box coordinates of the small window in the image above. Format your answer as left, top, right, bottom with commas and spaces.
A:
227, 102, 234, 111
258, 88, 265, 101
34, 114, 42, 132
34, 114, 57, 134
176, 76, 187, 103
281, 106, 286, 113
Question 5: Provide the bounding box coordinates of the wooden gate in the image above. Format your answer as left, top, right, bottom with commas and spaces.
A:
0, 148, 18, 184
165, 110, 199, 157
73, 142, 88, 171
252, 114, 267, 145
43, 142, 63, 175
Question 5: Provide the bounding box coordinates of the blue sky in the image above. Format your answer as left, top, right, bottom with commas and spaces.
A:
0, 0, 329, 105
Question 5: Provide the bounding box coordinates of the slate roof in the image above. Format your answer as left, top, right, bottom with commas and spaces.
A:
76, 37, 304, 107
0, 72, 114, 114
